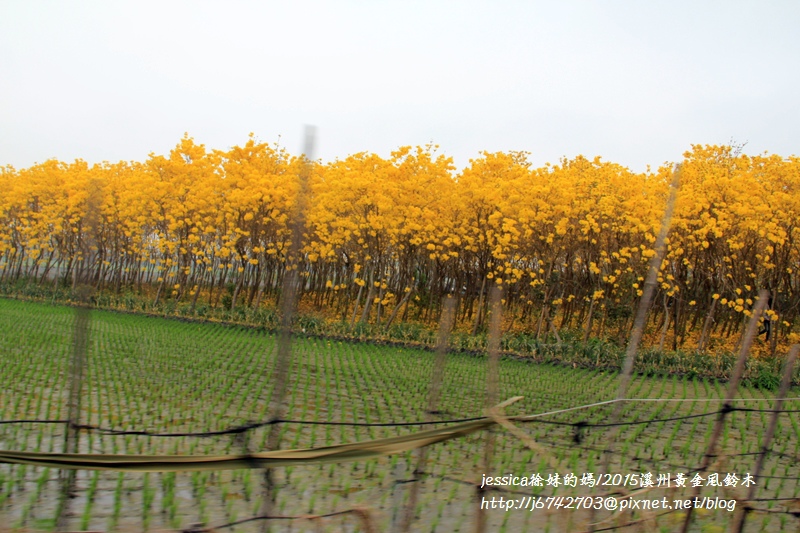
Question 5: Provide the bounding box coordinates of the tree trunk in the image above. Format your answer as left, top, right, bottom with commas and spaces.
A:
384, 288, 413, 331
583, 294, 596, 344
350, 281, 365, 328
697, 298, 717, 352
471, 276, 487, 335
359, 267, 376, 324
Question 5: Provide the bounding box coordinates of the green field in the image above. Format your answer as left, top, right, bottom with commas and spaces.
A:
0, 298, 798, 532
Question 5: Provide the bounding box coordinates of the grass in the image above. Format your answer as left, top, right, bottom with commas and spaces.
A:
0, 297, 798, 532
2, 279, 797, 389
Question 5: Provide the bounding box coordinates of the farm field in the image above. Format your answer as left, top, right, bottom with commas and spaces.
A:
1, 297, 799, 532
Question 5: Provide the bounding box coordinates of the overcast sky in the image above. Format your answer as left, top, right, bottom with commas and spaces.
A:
2, 1, 798, 173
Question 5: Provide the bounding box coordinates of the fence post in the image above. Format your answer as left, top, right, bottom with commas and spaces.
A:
260, 126, 315, 532
730, 343, 799, 533
474, 284, 502, 533
587, 166, 680, 532
679, 290, 769, 533
55, 302, 90, 531
55, 178, 101, 532
399, 296, 456, 532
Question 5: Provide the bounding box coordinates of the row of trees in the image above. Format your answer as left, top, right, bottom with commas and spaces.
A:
1, 136, 798, 354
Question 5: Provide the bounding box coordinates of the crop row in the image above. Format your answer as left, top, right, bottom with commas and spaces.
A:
0, 298, 798, 531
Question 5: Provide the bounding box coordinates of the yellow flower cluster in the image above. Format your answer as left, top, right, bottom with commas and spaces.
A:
1, 139, 797, 351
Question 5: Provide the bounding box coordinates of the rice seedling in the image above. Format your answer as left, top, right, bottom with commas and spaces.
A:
0, 298, 798, 531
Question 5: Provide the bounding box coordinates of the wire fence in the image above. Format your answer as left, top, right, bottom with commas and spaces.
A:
3, 398, 800, 436
2, 394, 799, 530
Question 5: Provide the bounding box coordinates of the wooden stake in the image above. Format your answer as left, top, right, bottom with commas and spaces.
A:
261, 126, 315, 532
399, 296, 456, 532
730, 343, 799, 533
679, 290, 769, 533
475, 284, 502, 533
588, 165, 680, 532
